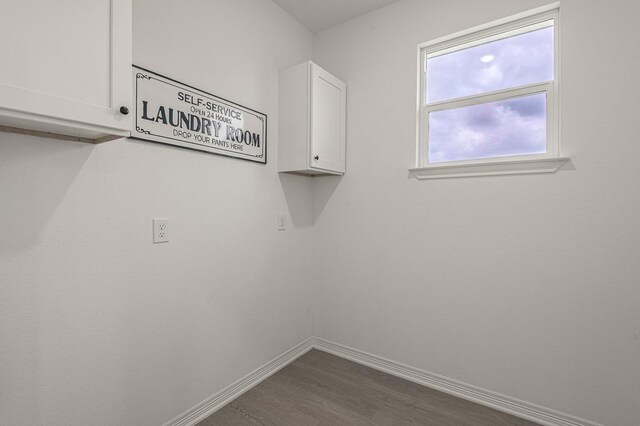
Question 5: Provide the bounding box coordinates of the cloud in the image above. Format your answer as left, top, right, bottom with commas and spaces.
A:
425, 24, 553, 163
429, 94, 546, 163
427, 25, 553, 103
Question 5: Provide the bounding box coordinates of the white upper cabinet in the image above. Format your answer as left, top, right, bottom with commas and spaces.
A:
0, 0, 132, 142
279, 61, 346, 175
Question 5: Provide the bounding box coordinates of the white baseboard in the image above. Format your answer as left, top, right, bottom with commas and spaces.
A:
163, 337, 315, 426
313, 338, 603, 426
164, 336, 603, 426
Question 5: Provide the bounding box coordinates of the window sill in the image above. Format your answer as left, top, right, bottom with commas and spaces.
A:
409, 157, 571, 180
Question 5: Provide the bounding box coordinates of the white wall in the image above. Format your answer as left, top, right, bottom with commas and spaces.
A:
0, 1, 314, 425
312, 0, 640, 425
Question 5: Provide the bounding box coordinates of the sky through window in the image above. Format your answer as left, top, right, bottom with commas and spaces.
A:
425, 23, 554, 163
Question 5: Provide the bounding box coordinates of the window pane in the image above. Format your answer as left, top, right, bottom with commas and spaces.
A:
426, 24, 553, 104
428, 93, 547, 163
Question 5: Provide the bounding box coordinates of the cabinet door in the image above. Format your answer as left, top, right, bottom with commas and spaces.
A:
0, 0, 131, 138
310, 63, 346, 173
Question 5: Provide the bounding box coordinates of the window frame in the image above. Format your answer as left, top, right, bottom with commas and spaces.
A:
413, 3, 566, 178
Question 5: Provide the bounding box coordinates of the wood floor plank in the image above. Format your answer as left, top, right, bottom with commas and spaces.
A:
198, 349, 540, 426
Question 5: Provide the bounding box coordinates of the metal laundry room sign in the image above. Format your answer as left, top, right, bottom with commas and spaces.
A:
131, 65, 267, 163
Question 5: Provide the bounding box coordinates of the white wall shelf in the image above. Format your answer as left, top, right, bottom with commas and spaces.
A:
409, 157, 571, 180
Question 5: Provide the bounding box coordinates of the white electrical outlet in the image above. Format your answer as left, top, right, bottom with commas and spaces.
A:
277, 214, 286, 231
153, 218, 169, 243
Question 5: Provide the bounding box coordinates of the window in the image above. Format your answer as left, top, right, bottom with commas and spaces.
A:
412, 3, 568, 179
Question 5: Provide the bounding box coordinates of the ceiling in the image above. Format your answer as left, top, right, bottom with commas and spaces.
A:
272, 0, 400, 33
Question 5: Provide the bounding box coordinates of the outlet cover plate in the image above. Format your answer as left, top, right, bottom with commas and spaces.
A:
153, 218, 169, 243
278, 214, 286, 231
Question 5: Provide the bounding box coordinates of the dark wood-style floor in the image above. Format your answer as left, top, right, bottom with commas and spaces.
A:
198, 349, 539, 425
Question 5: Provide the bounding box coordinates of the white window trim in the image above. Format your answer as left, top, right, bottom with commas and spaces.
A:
411, 2, 570, 180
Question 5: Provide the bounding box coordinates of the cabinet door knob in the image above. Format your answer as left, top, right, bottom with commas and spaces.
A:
119, 106, 130, 115
314, 155, 319, 160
